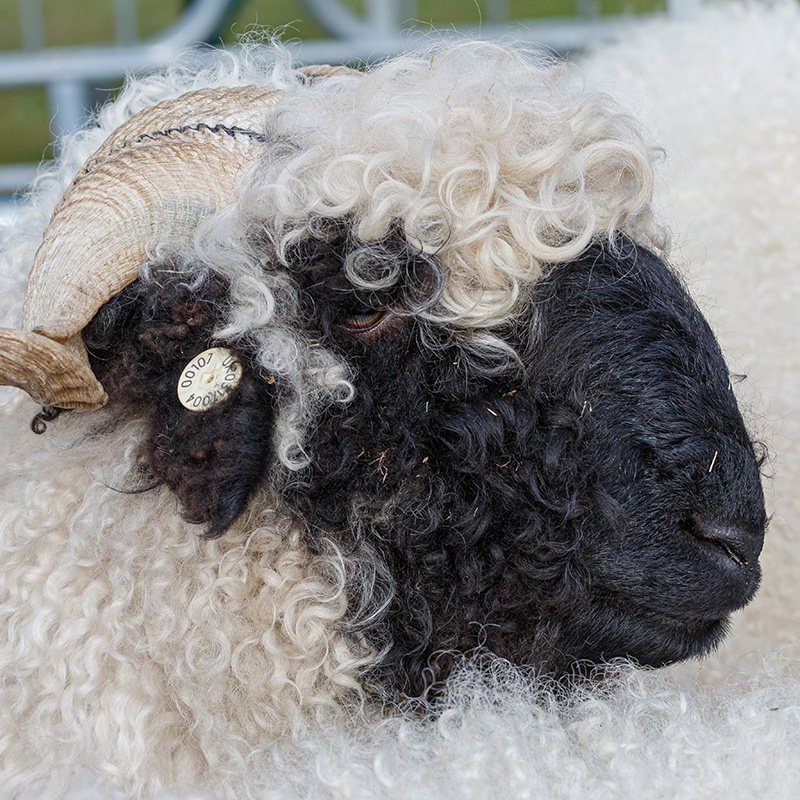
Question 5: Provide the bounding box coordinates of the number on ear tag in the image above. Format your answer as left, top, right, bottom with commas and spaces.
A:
177, 347, 243, 411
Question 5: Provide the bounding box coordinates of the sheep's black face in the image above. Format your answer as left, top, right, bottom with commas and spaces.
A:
524, 241, 766, 672
284, 233, 766, 695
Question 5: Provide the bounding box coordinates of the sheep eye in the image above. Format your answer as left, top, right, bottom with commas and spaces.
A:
340, 301, 390, 332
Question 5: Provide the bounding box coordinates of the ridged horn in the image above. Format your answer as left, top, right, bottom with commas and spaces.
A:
0, 66, 359, 412
0, 329, 106, 409
22, 84, 282, 342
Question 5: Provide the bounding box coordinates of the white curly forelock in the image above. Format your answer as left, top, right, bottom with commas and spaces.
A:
240, 41, 664, 329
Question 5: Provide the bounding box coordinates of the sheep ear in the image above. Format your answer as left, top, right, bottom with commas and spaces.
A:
84, 270, 278, 536
146, 360, 276, 536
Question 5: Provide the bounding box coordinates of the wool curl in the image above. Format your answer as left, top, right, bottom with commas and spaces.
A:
179, 41, 669, 460
0, 41, 665, 468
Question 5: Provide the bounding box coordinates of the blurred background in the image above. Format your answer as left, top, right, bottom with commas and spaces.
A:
0, 0, 687, 205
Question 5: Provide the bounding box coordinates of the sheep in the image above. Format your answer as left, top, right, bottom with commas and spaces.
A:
0, 10, 787, 796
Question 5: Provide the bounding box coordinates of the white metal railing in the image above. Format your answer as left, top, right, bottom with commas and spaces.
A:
289, 0, 702, 62
0, 0, 242, 195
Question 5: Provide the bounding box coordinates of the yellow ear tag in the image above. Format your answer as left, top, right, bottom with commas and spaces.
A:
177, 347, 243, 412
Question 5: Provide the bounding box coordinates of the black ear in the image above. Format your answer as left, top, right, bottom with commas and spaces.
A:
83, 267, 278, 536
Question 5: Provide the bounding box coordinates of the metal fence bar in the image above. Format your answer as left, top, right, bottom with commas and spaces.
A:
576, 0, 601, 20
1, 0, 704, 198
0, 0, 242, 87
486, 0, 510, 26
0, 164, 39, 196
300, 0, 371, 39
0, 0, 243, 195
667, 0, 702, 18
283, 14, 636, 64
113, 0, 140, 45
47, 79, 93, 143
367, 0, 401, 38
19, 0, 45, 51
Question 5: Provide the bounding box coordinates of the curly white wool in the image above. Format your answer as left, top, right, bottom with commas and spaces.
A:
2, 4, 799, 797
224, 657, 800, 800
240, 41, 664, 328
0, 395, 372, 798
185, 41, 668, 450
0, 42, 663, 469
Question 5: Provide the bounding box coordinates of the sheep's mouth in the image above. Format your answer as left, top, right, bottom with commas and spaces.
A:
678, 515, 763, 612
574, 591, 733, 669
701, 537, 746, 567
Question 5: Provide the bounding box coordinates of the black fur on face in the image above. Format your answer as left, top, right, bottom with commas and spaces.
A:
83, 265, 281, 536
279, 231, 767, 697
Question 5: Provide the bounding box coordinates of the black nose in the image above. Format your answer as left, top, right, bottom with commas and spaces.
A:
686, 513, 764, 572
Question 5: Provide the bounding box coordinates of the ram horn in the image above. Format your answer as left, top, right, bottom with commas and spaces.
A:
0, 67, 358, 411
0, 329, 106, 409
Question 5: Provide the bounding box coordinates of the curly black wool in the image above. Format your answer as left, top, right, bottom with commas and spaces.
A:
280, 233, 767, 697
83, 265, 279, 536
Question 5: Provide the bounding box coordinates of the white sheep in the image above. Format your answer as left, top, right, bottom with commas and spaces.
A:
0, 3, 797, 798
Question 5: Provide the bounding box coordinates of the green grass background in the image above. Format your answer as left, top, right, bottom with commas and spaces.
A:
0, 0, 663, 166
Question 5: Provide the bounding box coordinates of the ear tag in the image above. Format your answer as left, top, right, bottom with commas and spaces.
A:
177, 347, 243, 412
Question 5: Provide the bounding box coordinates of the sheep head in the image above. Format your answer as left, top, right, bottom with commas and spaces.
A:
0, 46, 766, 697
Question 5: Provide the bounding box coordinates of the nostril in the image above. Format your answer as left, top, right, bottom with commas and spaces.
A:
685, 514, 763, 569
